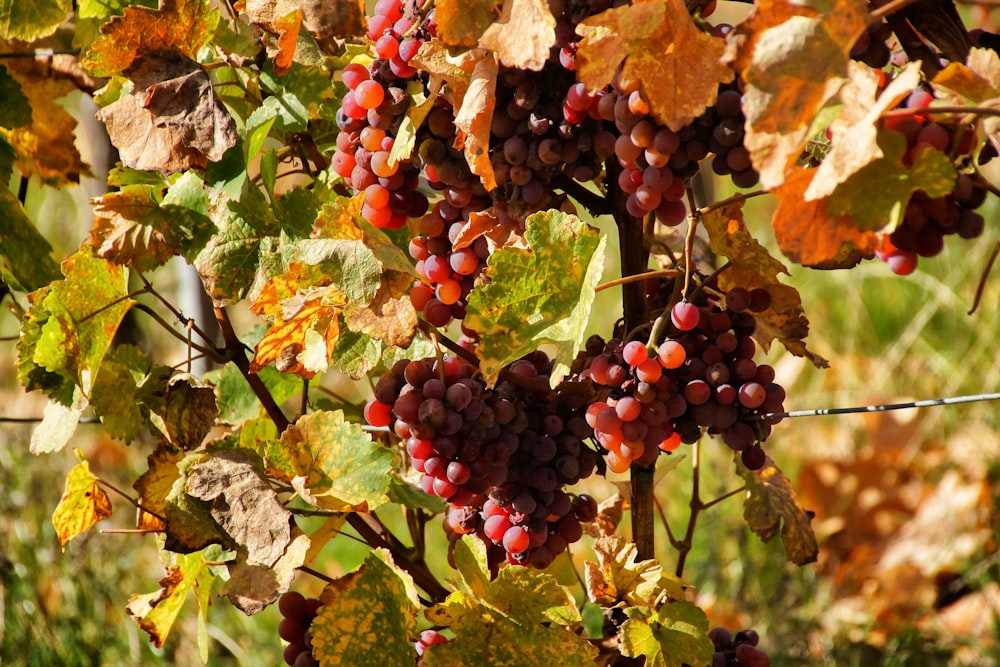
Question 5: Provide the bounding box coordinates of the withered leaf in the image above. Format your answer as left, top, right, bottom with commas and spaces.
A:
343, 270, 417, 348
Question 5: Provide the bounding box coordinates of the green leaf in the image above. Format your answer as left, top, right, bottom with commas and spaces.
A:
0, 0, 71, 41
618, 602, 714, 667
465, 210, 606, 387
387, 475, 447, 513
0, 65, 31, 128
740, 454, 819, 566
329, 321, 382, 380
311, 549, 421, 667
90, 344, 151, 442
246, 90, 310, 133
208, 361, 302, 424
0, 136, 15, 185
266, 410, 394, 511
143, 373, 220, 450
126, 548, 219, 648
0, 188, 61, 292
285, 237, 383, 303
827, 130, 957, 231
51, 449, 113, 547
17, 288, 75, 404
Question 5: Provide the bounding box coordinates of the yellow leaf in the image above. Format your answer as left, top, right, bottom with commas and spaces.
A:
52, 450, 113, 548
478, 0, 556, 72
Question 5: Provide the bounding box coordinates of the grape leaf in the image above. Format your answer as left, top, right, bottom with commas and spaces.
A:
89, 344, 151, 443
827, 131, 957, 231
702, 203, 827, 367
208, 361, 302, 424
728, 0, 869, 189
740, 455, 819, 566
771, 166, 879, 268
162, 454, 230, 555
618, 602, 713, 667
342, 270, 418, 348
222, 530, 310, 615
134, 443, 185, 532
83, 0, 220, 76
805, 62, 922, 201
575, 0, 732, 131
52, 449, 113, 547
29, 388, 89, 455
186, 448, 292, 567
3, 71, 87, 184
17, 288, 75, 405
96, 50, 238, 173
0, 0, 69, 41
452, 51, 499, 192
266, 410, 394, 512
0, 64, 31, 128
89, 184, 215, 271
478, 0, 556, 72
584, 536, 688, 608
245, 0, 366, 45
311, 549, 421, 667
435, 0, 497, 47
424, 540, 597, 666
143, 373, 220, 450
126, 547, 220, 648
465, 209, 606, 387
934, 47, 1000, 104
329, 321, 383, 380
0, 188, 61, 292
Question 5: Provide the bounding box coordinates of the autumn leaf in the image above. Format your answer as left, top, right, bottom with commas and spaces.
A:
265, 410, 394, 512
805, 62, 922, 201
245, 0, 366, 45
126, 546, 222, 648
83, 0, 220, 76
729, 0, 869, 189
342, 270, 418, 349
0, 0, 71, 41
89, 344, 152, 443
186, 448, 292, 567
222, 531, 310, 615
52, 449, 113, 547
311, 549, 421, 667
584, 536, 688, 608
771, 166, 879, 268
826, 131, 956, 231
452, 51, 498, 191
134, 444, 185, 533
29, 389, 89, 455
575, 0, 732, 131
465, 209, 606, 387
934, 47, 1000, 104
702, 202, 827, 367
478, 0, 555, 72
741, 455, 819, 566
142, 373, 220, 450
435, 0, 497, 47
618, 602, 714, 667
97, 50, 238, 173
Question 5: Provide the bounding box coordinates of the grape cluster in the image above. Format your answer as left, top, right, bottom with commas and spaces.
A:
365, 352, 601, 566
874, 87, 987, 275
584, 289, 785, 471
408, 199, 492, 328
415, 629, 449, 656
278, 591, 321, 667
330, 0, 430, 229
707, 626, 771, 667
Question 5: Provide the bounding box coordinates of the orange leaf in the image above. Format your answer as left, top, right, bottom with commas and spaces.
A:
478, 0, 556, 72
704, 201, 827, 367
436, 0, 497, 48
575, 0, 732, 131
52, 449, 113, 548
771, 166, 879, 269
728, 0, 869, 189
83, 0, 220, 77
274, 10, 303, 76
343, 270, 417, 348
453, 51, 498, 191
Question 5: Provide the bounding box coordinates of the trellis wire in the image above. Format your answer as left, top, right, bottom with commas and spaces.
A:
758, 391, 1000, 421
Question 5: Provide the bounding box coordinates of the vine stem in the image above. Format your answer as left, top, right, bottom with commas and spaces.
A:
674, 439, 702, 578
97, 478, 167, 523
594, 269, 678, 293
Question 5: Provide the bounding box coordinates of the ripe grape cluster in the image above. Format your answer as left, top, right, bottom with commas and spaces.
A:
707, 626, 771, 667
365, 352, 601, 566
874, 87, 987, 275
584, 289, 785, 471
278, 591, 321, 667
331, 0, 430, 229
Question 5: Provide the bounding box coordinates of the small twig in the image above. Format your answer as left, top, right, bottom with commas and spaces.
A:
653, 494, 680, 550
697, 189, 768, 216
869, 0, 926, 22
100, 528, 163, 535
969, 236, 1000, 315
701, 485, 747, 511
136, 273, 217, 345
416, 320, 479, 365
297, 565, 337, 585
685, 260, 733, 304
97, 479, 167, 523
595, 269, 678, 293
674, 438, 702, 578
132, 304, 225, 363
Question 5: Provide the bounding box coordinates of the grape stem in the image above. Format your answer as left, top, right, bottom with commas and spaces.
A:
682, 186, 701, 300
594, 268, 678, 293
416, 320, 479, 366
96, 478, 167, 523
697, 189, 768, 216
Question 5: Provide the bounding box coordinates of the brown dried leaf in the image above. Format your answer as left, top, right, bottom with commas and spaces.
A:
576, 0, 732, 131
186, 449, 292, 568
478, 0, 556, 72
343, 270, 417, 348
97, 51, 237, 173
741, 455, 819, 566
703, 202, 827, 367
771, 166, 879, 269
805, 62, 922, 200
452, 51, 498, 191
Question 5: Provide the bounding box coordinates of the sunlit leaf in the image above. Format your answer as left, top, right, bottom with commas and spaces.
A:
465, 209, 606, 387
0, 188, 60, 292
435, 0, 497, 47
478, 0, 555, 72
741, 455, 819, 566
134, 443, 185, 532
342, 270, 418, 348
52, 449, 113, 547
584, 536, 688, 608
618, 602, 713, 667
576, 0, 732, 131
311, 549, 421, 667
0, 0, 71, 41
